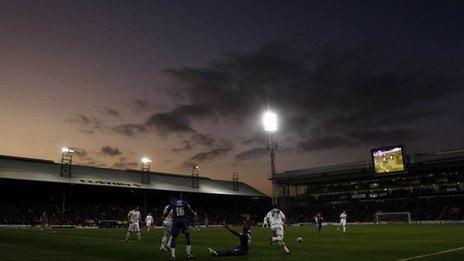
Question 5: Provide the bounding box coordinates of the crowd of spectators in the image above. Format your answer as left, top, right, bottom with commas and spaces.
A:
0, 200, 257, 226
287, 197, 464, 223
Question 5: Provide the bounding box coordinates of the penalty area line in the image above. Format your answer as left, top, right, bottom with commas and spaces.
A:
397, 246, 464, 261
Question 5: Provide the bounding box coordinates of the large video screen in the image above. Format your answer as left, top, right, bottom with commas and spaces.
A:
372, 146, 405, 174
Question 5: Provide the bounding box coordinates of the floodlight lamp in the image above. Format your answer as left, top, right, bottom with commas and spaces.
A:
141, 157, 152, 164
262, 111, 278, 132
61, 147, 74, 154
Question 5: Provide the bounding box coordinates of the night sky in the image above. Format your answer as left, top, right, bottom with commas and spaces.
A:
1, 0, 463, 195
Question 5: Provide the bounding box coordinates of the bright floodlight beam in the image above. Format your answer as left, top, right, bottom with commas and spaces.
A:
262, 110, 278, 205
141, 157, 152, 164
263, 111, 278, 132
61, 146, 74, 154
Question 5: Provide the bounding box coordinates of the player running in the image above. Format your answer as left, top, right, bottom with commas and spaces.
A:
145, 213, 154, 231
203, 215, 209, 228
125, 206, 142, 242
160, 199, 175, 251
193, 213, 201, 231
262, 216, 269, 228
315, 213, 324, 234
164, 198, 196, 260
337, 211, 347, 233
265, 205, 290, 254
208, 223, 251, 257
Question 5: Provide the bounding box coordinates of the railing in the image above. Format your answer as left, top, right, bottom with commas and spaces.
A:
408, 149, 464, 164
281, 161, 371, 177
277, 149, 464, 179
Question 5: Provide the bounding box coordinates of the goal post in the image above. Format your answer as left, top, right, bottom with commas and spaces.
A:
375, 212, 411, 224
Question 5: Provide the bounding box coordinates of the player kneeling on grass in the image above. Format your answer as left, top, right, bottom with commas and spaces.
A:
208, 223, 251, 257
265, 205, 290, 255
125, 206, 142, 242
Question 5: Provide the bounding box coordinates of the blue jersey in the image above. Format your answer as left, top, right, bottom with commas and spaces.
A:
168, 200, 193, 219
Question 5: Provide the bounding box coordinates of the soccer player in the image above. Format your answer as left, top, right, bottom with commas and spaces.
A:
145, 213, 154, 231
315, 213, 324, 234
337, 211, 347, 232
40, 212, 49, 230
208, 223, 251, 257
262, 216, 269, 228
125, 206, 142, 242
160, 199, 174, 251
193, 213, 201, 231
203, 215, 209, 228
164, 198, 196, 260
265, 205, 290, 254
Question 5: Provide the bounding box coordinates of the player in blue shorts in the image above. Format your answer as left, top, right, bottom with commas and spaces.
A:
208, 223, 251, 257
164, 198, 196, 260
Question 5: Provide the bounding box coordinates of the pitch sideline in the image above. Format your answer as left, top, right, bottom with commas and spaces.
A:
397, 246, 464, 261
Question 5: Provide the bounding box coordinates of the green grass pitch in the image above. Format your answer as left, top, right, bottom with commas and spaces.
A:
1, 224, 464, 260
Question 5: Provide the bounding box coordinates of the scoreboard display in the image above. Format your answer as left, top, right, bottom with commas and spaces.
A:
372, 146, 406, 174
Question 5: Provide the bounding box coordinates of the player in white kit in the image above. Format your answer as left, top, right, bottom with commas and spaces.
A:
145, 213, 154, 231
265, 205, 290, 254
262, 216, 269, 228
125, 206, 142, 242
337, 211, 347, 232
160, 199, 174, 251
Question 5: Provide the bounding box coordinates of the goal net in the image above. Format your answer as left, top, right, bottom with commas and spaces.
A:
375, 212, 411, 224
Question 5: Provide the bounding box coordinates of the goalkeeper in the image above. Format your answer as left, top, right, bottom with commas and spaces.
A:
208, 223, 251, 256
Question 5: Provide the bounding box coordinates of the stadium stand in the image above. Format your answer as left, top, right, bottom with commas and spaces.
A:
272, 148, 464, 223
0, 155, 269, 226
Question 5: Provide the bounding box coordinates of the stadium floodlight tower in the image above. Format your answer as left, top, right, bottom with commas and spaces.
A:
262, 110, 278, 204
140, 157, 151, 185
191, 165, 200, 188
60, 146, 74, 178
141, 157, 152, 171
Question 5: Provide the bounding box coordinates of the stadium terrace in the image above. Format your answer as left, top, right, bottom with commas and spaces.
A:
0, 154, 269, 227
271, 148, 464, 223
0, 154, 266, 197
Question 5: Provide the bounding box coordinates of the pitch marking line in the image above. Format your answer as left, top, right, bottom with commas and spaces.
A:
397, 246, 464, 261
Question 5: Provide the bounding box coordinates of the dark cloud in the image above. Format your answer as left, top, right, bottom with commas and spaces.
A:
146, 112, 195, 136
112, 157, 138, 169
182, 140, 233, 167
238, 133, 268, 146
72, 150, 105, 167
234, 147, 268, 162
80, 129, 94, 134
163, 41, 463, 151
171, 140, 193, 153
172, 133, 220, 152
65, 114, 107, 133
297, 128, 428, 152
132, 99, 152, 112
101, 107, 120, 117
70, 147, 88, 158
113, 124, 148, 137
145, 104, 216, 136
184, 147, 231, 165
100, 146, 122, 156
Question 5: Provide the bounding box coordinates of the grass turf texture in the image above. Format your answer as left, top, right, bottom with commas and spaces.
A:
1, 225, 464, 260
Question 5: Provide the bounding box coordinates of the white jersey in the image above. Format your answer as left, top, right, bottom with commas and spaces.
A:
163, 205, 173, 223
128, 210, 141, 223
266, 208, 286, 227
340, 213, 347, 222
145, 215, 153, 224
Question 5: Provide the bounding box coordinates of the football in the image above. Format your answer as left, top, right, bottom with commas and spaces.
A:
296, 236, 303, 243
